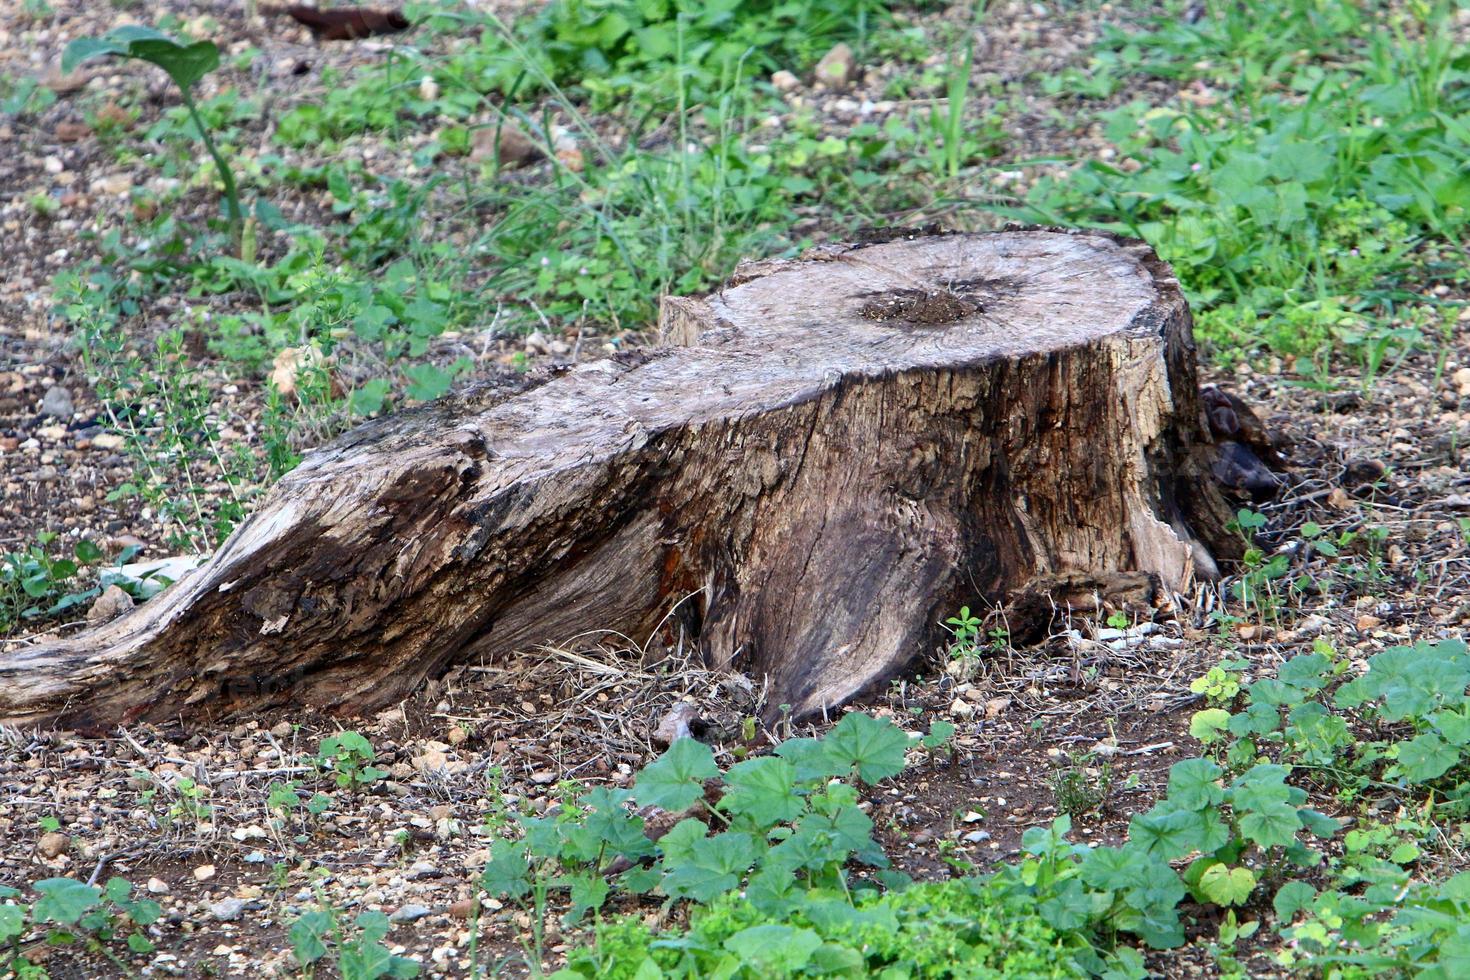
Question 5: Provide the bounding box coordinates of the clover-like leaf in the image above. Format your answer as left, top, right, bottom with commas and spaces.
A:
634, 737, 718, 811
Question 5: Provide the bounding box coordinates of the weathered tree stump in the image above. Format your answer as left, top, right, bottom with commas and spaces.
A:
0, 229, 1236, 731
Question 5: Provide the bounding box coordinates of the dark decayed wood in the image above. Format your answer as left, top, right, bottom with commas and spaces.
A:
0, 229, 1236, 731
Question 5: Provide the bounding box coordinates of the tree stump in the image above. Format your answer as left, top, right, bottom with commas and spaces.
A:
0, 229, 1236, 731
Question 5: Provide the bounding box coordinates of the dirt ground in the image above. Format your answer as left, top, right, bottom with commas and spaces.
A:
2, 0, 1469, 977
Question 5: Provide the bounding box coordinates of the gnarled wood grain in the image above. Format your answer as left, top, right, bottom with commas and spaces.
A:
0, 229, 1234, 731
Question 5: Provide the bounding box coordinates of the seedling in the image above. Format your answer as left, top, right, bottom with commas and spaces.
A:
63, 27, 242, 231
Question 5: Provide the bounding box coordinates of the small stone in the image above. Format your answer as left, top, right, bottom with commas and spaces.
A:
1453, 367, 1470, 397
55, 121, 91, 142
90, 173, 131, 196
270, 721, 293, 739
193, 864, 216, 882
405, 861, 440, 880
90, 433, 125, 450
209, 898, 247, 921
87, 585, 134, 626
963, 830, 991, 843
270, 345, 327, 399
146, 877, 170, 895
446, 725, 468, 746
653, 702, 701, 747
948, 698, 975, 719
448, 897, 477, 919
390, 903, 432, 923
39, 385, 73, 419
983, 697, 1011, 719
555, 146, 584, 173
814, 43, 854, 88
43, 155, 64, 174
418, 76, 439, 101
1356, 614, 1382, 631
37, 832, 69, 858
471, 122, 541, 168
45, 69, 89, 94
961, 810, 984, 824
770, 69, 800, 92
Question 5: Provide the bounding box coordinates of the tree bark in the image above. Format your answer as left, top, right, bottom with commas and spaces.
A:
0, 229, 1236, 731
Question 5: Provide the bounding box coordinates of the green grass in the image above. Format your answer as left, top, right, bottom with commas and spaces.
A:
1012, 0, 1468, 368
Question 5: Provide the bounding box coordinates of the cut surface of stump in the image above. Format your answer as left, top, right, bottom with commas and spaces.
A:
0, 229, 1234, 731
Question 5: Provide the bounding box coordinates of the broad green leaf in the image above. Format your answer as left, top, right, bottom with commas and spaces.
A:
480, 840, 531, 899
634, 738, 718, 811
1124, 858, 1187, 918
1435, 708, 1470, 746
745, 868, 798, 915
1238, 801, 1301, 850
722, 925, 822, 973
355, 909, 390, 944
1189, 708, 1231, 743
1128, 802, 1222, 861
1297, 808, 1341, 838
556, 872, 610, 924
1228, 765, 1292, 812
32, 878, 101, 925
656, 818, 710, 870
821, 712, 911, 783
62, 37, 129, 74
62, 30, 219, 91
773, 736, 843, 782
0, 905, 24, 942
288, 909, 333, 964
1198, 863, 1256, 906
579, 786, 654, 861
921, 721, 956, 749
1080, 846, 1137, 891
1166, 757, 1224, 810
719, 756, 802, 827
661, 831, 757, 902
620, 862, 662, 895
404, 363, 457, 402
1277, 651, 1330, 688
1273, 880, 1316, 921
349, 378, 391, 416
1395, 732, 1458, 783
